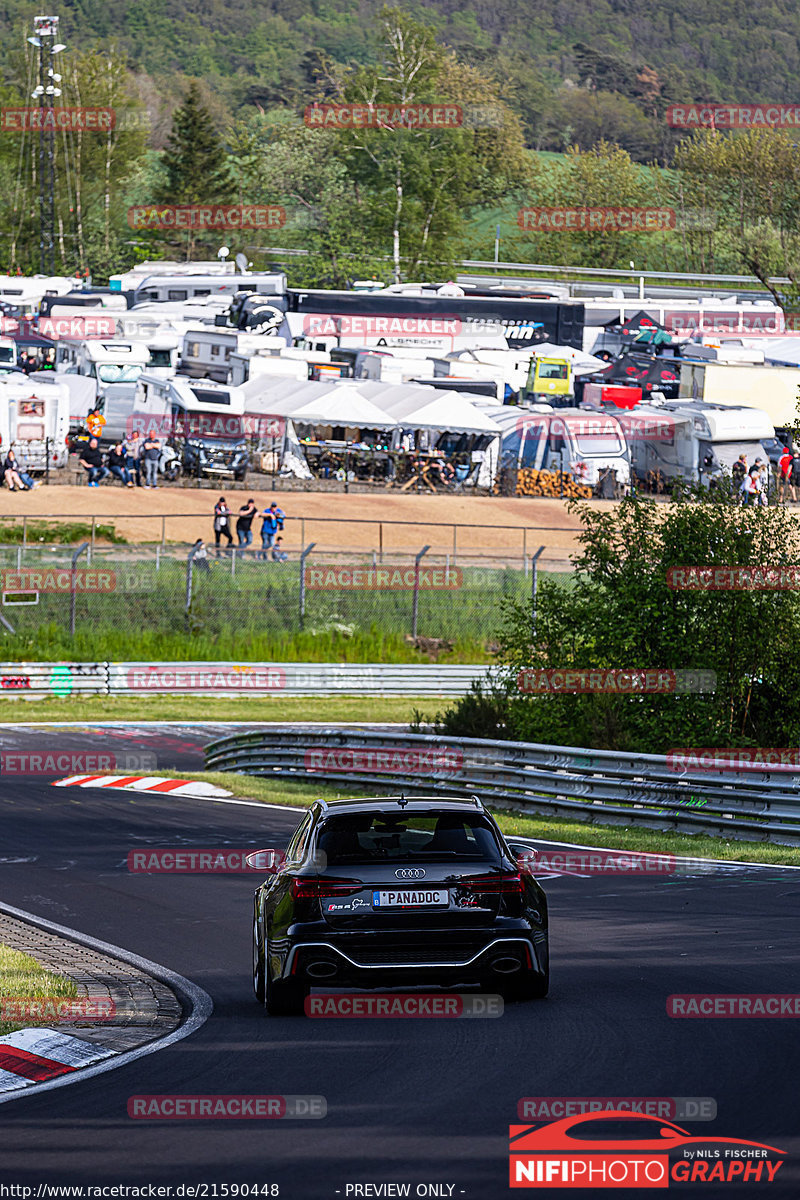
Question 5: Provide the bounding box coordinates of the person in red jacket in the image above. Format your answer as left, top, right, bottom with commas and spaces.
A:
779, 446, 794, 503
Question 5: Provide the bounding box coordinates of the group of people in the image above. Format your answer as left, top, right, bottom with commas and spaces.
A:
731, 448, 800, 505
732, 454, 771, 505
212, 498, 287, 560
16, 349, 55, 374
78, 431, 162, 488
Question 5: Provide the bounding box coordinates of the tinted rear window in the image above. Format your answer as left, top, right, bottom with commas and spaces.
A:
316, 811, 502, 864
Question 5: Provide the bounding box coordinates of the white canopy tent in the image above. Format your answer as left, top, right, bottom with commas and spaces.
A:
290, 385, 399, 431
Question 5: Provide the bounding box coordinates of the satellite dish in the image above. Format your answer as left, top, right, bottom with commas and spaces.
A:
235, 252, 249, 274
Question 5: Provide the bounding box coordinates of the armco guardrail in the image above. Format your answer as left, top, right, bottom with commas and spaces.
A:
204, 727, 800, 846
0, 662, 488, 699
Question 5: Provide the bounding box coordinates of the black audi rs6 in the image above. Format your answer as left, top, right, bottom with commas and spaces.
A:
251, 795, 549, 1015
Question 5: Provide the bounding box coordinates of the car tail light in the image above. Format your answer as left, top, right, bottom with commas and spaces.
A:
458, 872, 525, 895
291, 877, 363, 900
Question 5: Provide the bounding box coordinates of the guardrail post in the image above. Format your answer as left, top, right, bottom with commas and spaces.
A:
412, 544, 431, 639
70, 541, 89, 637
530, 546, 545, 641
299, 542, 316, 628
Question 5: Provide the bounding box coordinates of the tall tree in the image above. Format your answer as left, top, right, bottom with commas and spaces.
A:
160, 81, 231, 259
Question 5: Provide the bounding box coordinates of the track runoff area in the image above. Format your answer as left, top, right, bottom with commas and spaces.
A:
0, 720, 796, 1198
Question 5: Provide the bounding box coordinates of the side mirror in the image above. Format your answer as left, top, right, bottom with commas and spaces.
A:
507, 841, 538, 873
244, 848, 285, 873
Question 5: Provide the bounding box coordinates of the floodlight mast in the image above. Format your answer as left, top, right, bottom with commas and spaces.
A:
31, 16, 63, 274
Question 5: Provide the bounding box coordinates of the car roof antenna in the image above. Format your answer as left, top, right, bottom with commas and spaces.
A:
397, 794, 409, 808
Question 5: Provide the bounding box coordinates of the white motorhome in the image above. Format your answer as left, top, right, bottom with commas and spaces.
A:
55, 338, 151, 398
489, 404, 631, 488
131, 273, 286, 306
616, 401, 774, 486
0, 337, 17, 367
133, 373, 249, 479
0, 376, 70, 470
0, 275, 74, 318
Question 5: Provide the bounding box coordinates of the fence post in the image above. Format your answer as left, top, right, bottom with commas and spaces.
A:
185, 545, 196, 612
452, 524, 457, 565
530, 545, 545, 641
70, 541, 89, 637
161, 515, 166, 548
299, 542, 316, 629
90, 516, 96, 563
379, 522, 383, 563
412, 544, 431, 639
155, 545, 160, 572
22, 516, 27, 552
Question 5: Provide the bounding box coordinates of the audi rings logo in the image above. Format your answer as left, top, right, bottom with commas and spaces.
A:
395, 868, 426, 880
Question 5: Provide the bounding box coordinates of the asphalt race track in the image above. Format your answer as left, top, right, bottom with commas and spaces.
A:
0, 723, 799, 1198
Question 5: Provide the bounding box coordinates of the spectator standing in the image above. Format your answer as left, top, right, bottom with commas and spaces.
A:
779, 446, 794, 502
126, 431, 143, 487
213, 497, 233, 555
86, 409, 106, 440
259, 502, 285, 559
108, 442, 134, 487
236, 498, 258, 552
142, 431, 161, 489
791, 448, 800, 504
79, 438, 110, 487
732, 453, 747, 489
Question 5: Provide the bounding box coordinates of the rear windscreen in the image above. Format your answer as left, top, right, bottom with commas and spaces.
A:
316, 811, 502, 864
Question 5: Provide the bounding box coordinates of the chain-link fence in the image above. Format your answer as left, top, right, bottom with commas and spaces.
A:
0, 543, 548, 651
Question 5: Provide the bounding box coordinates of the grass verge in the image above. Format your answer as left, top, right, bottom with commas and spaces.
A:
157, 769, 800, 867
0, 943, 79, 1037
0, 696, 441, 724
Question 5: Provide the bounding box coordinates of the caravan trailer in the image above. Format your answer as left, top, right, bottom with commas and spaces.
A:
0, 376, 70, 470
616, 401, 774, 486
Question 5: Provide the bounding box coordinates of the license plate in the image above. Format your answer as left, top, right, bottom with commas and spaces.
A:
372, 889, 449, 908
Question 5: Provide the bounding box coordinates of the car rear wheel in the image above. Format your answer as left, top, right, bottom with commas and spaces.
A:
264, 933, 308, 1016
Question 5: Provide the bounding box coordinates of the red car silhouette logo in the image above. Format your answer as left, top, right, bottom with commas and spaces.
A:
509, 1111, 785, 1188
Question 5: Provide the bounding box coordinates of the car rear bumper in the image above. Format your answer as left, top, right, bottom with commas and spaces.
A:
282, 931, 547, 987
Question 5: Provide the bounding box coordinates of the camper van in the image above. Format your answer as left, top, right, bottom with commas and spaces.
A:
133, 373, 250, 480
0, 376, 70, 470
616, 401, 775, 486
55, 338, 151, 400
0, 337, 17, 367
491, 405, 630, 489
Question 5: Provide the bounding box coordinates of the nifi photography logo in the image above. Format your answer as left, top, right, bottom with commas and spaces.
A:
509, 1111, 785, 1188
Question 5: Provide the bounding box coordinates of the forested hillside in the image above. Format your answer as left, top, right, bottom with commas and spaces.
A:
0, 0, 796, 158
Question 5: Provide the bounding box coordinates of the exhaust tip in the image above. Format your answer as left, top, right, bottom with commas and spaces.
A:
491, 956, 522, 975
306, 961, 338, 979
